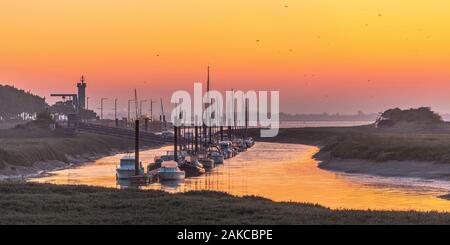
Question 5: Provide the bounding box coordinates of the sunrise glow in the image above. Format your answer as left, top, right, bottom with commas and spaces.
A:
1, 1, 450, 113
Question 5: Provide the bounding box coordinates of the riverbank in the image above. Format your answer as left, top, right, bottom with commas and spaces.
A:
0, 127, 160, 179
1, 182, 449, 225
250, 122, 450, 180
316, 151, 450, 180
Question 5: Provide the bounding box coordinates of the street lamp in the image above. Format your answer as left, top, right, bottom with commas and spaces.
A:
139, 100, 147, 118
128, 99, 135, 122
99, 98, 108, 120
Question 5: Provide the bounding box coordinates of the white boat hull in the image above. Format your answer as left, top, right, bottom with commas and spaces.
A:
159, 171, 185, 180
116, 168, 144, 180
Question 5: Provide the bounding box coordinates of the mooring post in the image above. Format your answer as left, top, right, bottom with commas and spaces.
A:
135, 119, 140, 176
195, 126, 199, 153
203, 124, 207, 147
144, 118, 149, 132
174, 125, 178, 162
179, 127, 183, 152
209, 126, 212, 144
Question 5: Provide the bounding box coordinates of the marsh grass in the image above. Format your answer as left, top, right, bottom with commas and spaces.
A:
0, 182, 450, 225
0, 127, 135, 168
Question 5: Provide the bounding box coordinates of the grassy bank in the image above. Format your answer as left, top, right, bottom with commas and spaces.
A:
1, 182, 449, 225
0, 127, 140, 170
251, 122, 450, 163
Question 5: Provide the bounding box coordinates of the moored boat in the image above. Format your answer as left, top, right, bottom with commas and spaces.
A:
219, 141, 233, 159
233, 139, 247, 152
158, 161, 185, 181
116, 155, 144, 180
244, 137, 255, 148
179, 156, 205, 177
148, 151, 186, 172
161, 130, 175, 140
197, 153, 215, 169
209, 151, 224, 164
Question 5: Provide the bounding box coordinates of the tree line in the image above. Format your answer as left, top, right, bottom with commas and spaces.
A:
0, 85, 48, 120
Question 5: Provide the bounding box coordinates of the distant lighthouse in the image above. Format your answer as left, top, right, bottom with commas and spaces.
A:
77, 76, 87, 110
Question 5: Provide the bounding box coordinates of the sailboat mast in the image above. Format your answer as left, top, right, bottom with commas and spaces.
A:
160, 98, 167, 129
207, 66, 212, 144
207, 66, 210, 92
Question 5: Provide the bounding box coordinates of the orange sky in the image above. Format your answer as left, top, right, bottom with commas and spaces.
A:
1, 1, 450, 114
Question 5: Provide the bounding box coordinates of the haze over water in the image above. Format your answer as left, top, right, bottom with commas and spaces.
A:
31, 142, 450, 212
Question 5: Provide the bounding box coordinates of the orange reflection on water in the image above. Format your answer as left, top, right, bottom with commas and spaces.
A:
30, 143, 450, 212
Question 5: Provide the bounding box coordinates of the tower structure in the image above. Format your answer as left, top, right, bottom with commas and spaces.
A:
77, 76, 87, 110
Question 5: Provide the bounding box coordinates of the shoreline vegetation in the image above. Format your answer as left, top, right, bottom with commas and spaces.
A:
1, 182, 450, 225
0, 126, 157, 179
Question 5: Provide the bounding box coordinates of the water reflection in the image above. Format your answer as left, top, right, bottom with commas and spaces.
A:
30, 142, 450, 211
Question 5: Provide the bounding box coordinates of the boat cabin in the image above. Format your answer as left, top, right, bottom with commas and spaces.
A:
119, 156, 136, 169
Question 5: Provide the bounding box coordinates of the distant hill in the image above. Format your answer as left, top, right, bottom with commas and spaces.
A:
0, 85, 48, 120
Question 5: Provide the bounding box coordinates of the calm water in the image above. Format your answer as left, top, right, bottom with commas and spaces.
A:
30, 142, 450, 211
280, 120, 372, 128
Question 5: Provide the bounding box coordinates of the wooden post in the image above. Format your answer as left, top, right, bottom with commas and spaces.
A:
174, 125, 178, 162
135, 119, 140, 176
179, 127, 183, 152
144, 118, 149, 132
195, 125, 199, 153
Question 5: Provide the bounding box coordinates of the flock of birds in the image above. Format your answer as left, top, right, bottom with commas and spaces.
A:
152, 3, 387, 57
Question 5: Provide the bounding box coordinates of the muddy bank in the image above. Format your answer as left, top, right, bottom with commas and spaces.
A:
0, 145, 163, 181
316, 151, 450, 181
0, 127, 167, 180
0, 150, 124, 180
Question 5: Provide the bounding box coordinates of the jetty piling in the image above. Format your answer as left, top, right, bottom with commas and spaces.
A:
135, 119, 140, 176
